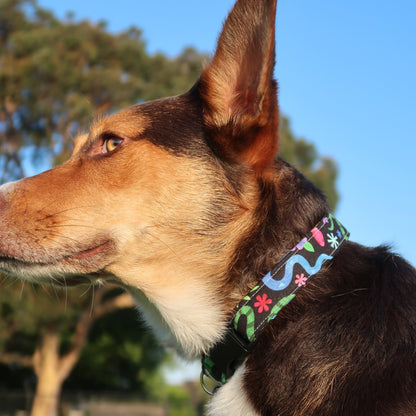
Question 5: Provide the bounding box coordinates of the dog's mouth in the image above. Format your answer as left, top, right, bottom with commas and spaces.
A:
67, 241, 113, 261
0, 239, 115, 284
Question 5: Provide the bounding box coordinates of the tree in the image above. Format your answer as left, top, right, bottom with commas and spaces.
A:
66, 298, 166, 393
0, 283, 145, 416
0, 1, 340, 415
0, 0, 208, 180
279, 116, 339, 209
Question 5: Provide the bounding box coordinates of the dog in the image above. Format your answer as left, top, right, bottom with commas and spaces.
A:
1, 0, 416, 414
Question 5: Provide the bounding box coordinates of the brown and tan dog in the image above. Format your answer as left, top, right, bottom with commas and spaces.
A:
1, 0, 416, 414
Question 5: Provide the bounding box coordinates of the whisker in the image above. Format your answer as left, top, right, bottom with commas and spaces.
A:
0, 275, 11, 288
38, 204, 97, 219
50, 283, 61, 302
30, 282, 39, 296
79, 284, 92, 299
42, 230, 83, 246
46, 223, 106, 232
19, 281, 25, 300
90, 284, 95, 317
146, 227, 179, 258
63, 276, 68, 313
39, 284, 56, 301
5, 277, 18, 289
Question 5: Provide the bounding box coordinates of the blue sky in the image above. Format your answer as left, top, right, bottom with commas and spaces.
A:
35, 0, 416, 267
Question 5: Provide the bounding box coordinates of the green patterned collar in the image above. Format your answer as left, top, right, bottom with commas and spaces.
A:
201, 214, 349, 394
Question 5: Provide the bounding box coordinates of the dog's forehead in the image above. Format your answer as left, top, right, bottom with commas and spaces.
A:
90, 107, 150, 140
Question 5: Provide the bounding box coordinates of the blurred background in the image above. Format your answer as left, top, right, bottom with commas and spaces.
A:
0, 0, 414, 415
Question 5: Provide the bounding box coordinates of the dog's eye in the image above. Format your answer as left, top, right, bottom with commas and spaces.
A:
103, 137, 123, 153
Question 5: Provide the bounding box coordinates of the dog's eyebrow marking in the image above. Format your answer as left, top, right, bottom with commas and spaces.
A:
89, 108, 150, 144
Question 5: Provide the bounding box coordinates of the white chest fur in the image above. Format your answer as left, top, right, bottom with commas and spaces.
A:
206, 366, 260, 416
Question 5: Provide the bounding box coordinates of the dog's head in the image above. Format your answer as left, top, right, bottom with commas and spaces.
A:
0, 0, 279, 354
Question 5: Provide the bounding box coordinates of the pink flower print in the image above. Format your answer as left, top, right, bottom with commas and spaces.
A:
254, 294, 272, 313
295, 273, 307, 287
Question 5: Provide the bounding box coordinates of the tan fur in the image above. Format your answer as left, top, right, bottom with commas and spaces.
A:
89, 108, 149, 142
0, 105, 260, 356
71, 134, 89, 155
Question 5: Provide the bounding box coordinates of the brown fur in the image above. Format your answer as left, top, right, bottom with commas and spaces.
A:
1, 0, 416, 414
199, 0, 279, 172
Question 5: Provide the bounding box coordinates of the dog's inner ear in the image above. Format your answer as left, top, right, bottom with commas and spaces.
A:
199, 0, 278, 173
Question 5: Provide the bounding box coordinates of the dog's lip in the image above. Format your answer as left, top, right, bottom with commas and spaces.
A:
0, 239, 114, 266
0, 239, 115, 285
65, 241, 112, 261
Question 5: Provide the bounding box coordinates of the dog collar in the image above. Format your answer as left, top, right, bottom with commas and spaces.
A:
201, 213, 349, 394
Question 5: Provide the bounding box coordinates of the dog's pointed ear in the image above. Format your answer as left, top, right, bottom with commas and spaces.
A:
199, 0, 278, 173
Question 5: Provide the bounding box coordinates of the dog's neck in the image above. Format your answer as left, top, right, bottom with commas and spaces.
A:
230, 159, 330, 296
123, 160, 331, 361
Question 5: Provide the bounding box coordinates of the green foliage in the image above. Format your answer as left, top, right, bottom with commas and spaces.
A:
144, 371, 206, 416
0, 282, 83, 353
162, 385, 199, 416
66, 305, 165, 393
0, 0, 208, 179
0, 281, 167, 397
280, 116, 339, 209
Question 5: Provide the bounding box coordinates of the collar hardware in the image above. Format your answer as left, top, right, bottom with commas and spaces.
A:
200, 368, 221, 396
202, 325, 251, 392
201, 213, 349, 391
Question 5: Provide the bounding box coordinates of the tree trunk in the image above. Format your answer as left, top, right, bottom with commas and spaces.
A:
31, 328, 62, 416
28, 290, 135, 416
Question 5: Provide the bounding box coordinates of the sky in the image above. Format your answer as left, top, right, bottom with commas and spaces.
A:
35, 0, 416, 382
